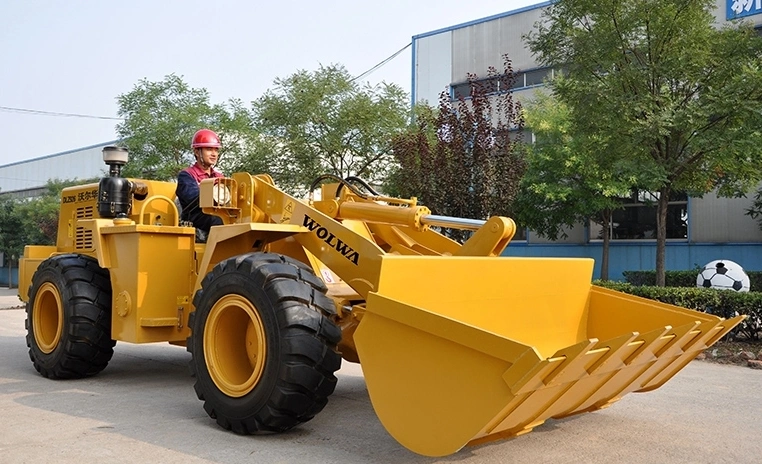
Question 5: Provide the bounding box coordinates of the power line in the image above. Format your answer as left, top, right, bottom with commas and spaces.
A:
351, 43, 412, 83
0, 105, 123, 120
3, 45, 412, 120
0, 175, 50, 184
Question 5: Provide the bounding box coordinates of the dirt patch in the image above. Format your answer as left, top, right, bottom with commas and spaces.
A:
699, 339, 762, 368
0, 305, 23, 311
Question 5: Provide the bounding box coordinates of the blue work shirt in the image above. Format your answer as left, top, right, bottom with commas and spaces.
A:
176, 163, 224, 233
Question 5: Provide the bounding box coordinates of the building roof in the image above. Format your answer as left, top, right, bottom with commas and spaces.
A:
412, 1, 551, 40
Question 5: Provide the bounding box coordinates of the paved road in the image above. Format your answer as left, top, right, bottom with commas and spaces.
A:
0, 287, 23, 310
1, 288, 761, 463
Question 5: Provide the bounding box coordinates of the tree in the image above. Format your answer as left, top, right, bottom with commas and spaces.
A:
242, 65, 409, 195
514, 92, 634, 280
0, 178, 100, 261
116, 74, 255, 180
0, 196, 24, 264
19, 179, 99, 246
389, 58, 526, 241
745, 188, 762, 230
526, 0, 762, 285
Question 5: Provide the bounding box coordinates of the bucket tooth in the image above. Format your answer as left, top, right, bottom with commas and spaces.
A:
639, 317, 743, 392
571, 326, 674, 413
623, 326, 673, 367
542, 339, 599, 386
703, 314, 746, 347
485, 342, 600, 437
548, 332, 641, 418
502, 349, 552, 397
636, 321, 702, 391
585, 332, 640, 376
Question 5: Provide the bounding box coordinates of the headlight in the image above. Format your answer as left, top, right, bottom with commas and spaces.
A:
212, 184, 232, 206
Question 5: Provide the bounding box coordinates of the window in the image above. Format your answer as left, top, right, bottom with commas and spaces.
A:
475, 78, 499, 94
524, 68, 551, 86
589, 190, 688, 240
509, 72, 525, 89
449, 67, 557, 101
452, 82, 472, 99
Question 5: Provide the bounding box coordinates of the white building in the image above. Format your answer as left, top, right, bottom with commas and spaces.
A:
0, 141, 117, 198
411, 0, 762, 278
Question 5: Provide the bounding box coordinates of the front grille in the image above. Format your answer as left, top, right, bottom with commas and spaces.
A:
75, 206, 95, 249
75, 227, 93, 250
76, 206, 94, 219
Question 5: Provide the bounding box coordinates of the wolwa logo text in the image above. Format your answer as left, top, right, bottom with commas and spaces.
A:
303, 215, 360, 265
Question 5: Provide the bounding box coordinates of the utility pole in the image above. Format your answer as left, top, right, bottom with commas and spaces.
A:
7, 254, 13, 289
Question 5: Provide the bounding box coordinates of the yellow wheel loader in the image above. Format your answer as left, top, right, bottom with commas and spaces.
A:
18, 146, 744, 457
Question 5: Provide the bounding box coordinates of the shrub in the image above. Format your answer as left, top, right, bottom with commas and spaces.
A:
623, 269, 762, 291
594, 281, 762, 341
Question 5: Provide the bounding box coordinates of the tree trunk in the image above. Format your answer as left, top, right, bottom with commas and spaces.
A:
600, 209, 611, 281
655, 187, 670, 287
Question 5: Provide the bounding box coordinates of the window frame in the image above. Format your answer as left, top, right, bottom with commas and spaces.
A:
588, 190, 689, 242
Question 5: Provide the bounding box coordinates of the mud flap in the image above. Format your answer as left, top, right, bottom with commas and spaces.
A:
353, 256, 744, 457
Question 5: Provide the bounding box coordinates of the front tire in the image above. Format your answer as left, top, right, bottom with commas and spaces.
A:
188, 252, 342, 434
26, 254, 115, 379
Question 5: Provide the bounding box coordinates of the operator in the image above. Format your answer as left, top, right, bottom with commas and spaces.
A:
176, 128, 224, 238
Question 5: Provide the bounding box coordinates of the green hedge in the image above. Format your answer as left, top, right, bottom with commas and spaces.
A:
622, 269, 762, 290
595, 281, 761, 341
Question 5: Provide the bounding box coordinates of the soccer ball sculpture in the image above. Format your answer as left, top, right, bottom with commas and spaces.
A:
696, 260, 750, 292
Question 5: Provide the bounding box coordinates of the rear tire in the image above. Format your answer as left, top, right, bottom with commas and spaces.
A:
26, 254, 115, 379
188, 252, 342, 434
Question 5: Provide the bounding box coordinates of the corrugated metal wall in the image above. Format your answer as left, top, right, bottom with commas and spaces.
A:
450, 7, 544, 81
691, 190, 762, 243
413, 31, 453, 106
0, 142, 113, 193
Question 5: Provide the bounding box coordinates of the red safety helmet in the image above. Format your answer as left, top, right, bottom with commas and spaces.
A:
191, 129, 221, 149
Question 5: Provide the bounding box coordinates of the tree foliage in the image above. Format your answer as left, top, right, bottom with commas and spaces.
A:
0, 178, 96, 260
239, 65, 409, 195
744, 188, 762, 230
515, 92, 635, 279
389, 57, 526, 241
526, 0, 762, 285
115, 74, 255, 180
0, 196, 24, 262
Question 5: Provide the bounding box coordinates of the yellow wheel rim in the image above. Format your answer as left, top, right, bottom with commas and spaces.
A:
33, 282, 64, 354
204, 294, 267, 398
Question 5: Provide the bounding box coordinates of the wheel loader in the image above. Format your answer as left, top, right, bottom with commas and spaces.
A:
18, 146, 743, 457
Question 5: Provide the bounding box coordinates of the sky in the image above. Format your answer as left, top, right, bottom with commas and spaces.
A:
1, 0, 541, 166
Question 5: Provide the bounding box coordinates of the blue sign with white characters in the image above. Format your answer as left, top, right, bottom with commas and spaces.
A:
728, 0, 762, 20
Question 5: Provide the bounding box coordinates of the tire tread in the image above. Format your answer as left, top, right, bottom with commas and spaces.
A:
189, 252, 341, 433
26, 254, 115, 379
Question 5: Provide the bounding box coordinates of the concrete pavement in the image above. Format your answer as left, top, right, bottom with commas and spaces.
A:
0, 297, 760, 463
0, 287, 23, 310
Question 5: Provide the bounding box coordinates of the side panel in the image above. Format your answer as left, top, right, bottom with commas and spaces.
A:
57, 183, 100, 252
18, 245, 58, 301
101, 225, 196, 343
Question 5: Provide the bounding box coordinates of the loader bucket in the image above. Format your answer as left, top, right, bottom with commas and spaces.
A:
353, 256, 743, 457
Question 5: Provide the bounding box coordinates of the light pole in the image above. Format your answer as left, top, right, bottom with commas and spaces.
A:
8, 254, 14, 289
